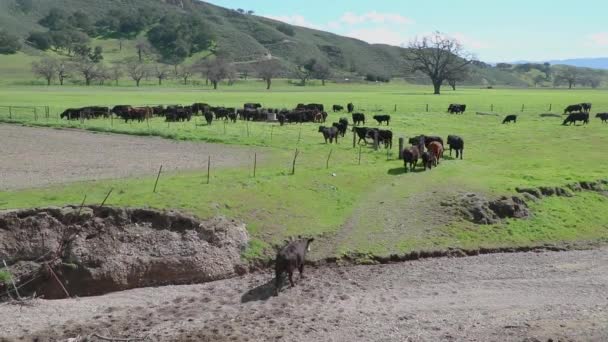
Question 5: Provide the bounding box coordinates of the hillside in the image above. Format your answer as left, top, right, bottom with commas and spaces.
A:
0, 0, 607, 87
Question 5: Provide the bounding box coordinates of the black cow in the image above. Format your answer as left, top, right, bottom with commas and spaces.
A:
277, 113, 286, 126
596, 113, 608, 123
332, 105, 344, 112
564, 104, 582, 114
60, 108, 82, 120
204, 111, 213, 125
580, 103, 592, 113
228, 112, 237, 123
244, 103, 262, 110
409, 135, 444, 148
352, 113, 365, 126
403, 136, 424, 172
562, 112, 589, 126
192, 103, 210, 115
319, 126, 339, 144
111, 105, 132, 119
447, 135, 464, 160
80, 106, 110, 118
275, 238, 315, 294
448, 104, 466, 114
347, 102, 354, 113
353, 126, 370, 144
373, 115, 391, 126
421, 151, 436, 170
502, 115, 517, 124
375, 129, 393, 149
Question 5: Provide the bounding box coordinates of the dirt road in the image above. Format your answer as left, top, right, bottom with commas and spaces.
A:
0, 124, 266, 190
1, 248, 606, 341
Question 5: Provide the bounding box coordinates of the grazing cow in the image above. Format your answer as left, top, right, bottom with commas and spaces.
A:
165, 106, 192, 122
228, 112, 237, 123
332, 122, 347, 138
580, 103, 592, 113
352, 126, 370, 144
347, 102, 354, 113
502, 115, 517, 124
595, 113, 608, 123
448, 104, 466, 114
428, 141, 443, 165
244, 103, 262, 110
421, 151, 436, 170
409, 135, 444, 148
352, 113, 365, 126
447, 135, 464, 160
192, 103, 210, 115
278, 113, 286, 126
337, 117, 348, 137
403, 136, 425, 172
129, 107, 152, 123
564, 104, 582, 114
204, 111, 213, 125
111, 105, 132, 119
319, 126, 339, 144
373, 114, 391, 126
79, 106, 110, 118
60, 108, 82, 120
275, 237, 314, 295
563, 112, 589, 125
332, 105, 344, 112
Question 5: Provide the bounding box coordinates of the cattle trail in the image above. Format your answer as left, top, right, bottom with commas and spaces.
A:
0, 124, 268, 190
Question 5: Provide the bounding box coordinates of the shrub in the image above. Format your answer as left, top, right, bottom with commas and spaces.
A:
0, 30, 21, 54
276, 23, 295, 37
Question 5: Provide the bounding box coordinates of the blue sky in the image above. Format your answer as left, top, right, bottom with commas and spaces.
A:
204, 0, 608, 62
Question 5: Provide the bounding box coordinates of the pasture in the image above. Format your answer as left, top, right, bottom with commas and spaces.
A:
1, 82, 608, 260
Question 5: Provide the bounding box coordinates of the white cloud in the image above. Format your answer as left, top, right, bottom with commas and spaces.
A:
340, 11, 413, 25
587, 32, 608, 46
344, 27, 408, 46
264, 14, 323, 30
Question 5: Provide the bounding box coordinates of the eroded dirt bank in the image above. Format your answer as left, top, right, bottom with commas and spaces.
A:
1, 248, 606, 341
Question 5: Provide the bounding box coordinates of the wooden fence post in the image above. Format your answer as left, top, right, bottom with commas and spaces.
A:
491, 104, 494, 112
253, 152, 257, 178
521, 104, 525, 112
358, 145, 362, 165
352, 131, 356, 148
326, 149, 332, 169
394, 104, 397, 112
398, 137, 404, 159
206, 156, 211, 184
291, 149, 299, 175
549, 104, 552, 111
426, 104, 429, 112
153, 165, 163, 193
8, 106, 12, 119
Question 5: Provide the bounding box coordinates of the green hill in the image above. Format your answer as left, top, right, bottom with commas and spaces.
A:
1, 0, 607, 88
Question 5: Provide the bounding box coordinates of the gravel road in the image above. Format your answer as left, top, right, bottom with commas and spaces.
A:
1, 248, 606, 341
0, 124, 266, 190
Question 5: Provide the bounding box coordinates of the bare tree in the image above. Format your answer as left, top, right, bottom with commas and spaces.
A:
126, 59, 149, 87
95, 63, 111, 85
445, 65, 470, 91
293, 58, 315, 86
208, 58, 232, 89
57, 60, 71, 85
405, 32, 472, 94
194, 58, 212, 85
255, 59, 280, 89
73, 58, 98, 86
109, 64, 123, 86
135, 38, 153, 62
154, 64, 170, 85
32, 57, 58, 85
175, 64, 194, 85
313, 61, 331, 86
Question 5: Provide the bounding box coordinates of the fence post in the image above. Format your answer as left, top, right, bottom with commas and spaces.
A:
326, 149, 332, 169
358, 145, 362, 165
491, 104, 494, 112
153, 165, 163, 193
291, 149, 299, 175
206, 156, 211, 184
253, 152, 257, 178
8, 106, 12, 119
549, 104, 552, 111
34, 107, 38, 121
394, 104, 397, 112
352, 131, 356, 148
426, 104, 429, 112
99, 188, 114, 207
270, 125, 274, 142
521, 104, 525, 112
398, 137, 404, 159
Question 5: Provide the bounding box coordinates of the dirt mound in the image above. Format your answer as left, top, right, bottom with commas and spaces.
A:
442, 193, 530, 224
0, 206, 249, 299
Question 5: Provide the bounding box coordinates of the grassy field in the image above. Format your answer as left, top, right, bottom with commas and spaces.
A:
1, 83, 607, 260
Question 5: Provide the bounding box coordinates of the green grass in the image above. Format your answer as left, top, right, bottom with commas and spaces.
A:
0, 270, 10, 285
1, 83, 607, 260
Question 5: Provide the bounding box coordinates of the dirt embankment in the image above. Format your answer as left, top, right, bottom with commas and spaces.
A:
0, 248, 606, 341
0, 124, 267, 190
0, 206, 249, 299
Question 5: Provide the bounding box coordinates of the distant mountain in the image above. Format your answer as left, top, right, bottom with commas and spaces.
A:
514, 58, 608, 70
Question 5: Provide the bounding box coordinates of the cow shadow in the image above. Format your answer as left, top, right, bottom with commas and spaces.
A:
387, 167, 426, 175
241, 278, 276, 303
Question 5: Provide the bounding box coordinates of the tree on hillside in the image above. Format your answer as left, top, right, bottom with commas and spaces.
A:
27, 32, 52, 50
95, 64, 111, 85
109, 64, 124, 86
154, 64, 170, 85
405, 32, 473, 94
147, 13, 213, 63
255, 59, 280, 90
207, 58, 232, 89
39, 8, 70, 31
533, 74, 546, 87
313, 61, 331, 86
553, 66, 579, 89
580, 74, 601, 89
293, 58, 316, 86
32, 58, 58, 85
126, 59, 149, 87
135, 38, 154, 62
445, 65, 470, 91
0, 30, 21, 54
70, 10, 96, 36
